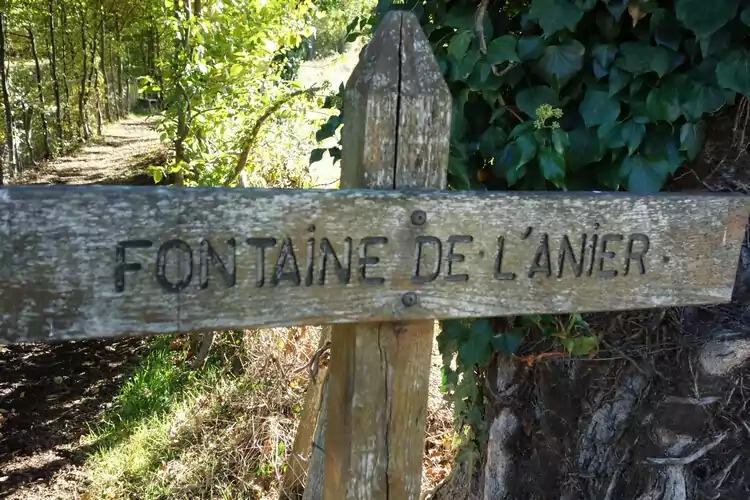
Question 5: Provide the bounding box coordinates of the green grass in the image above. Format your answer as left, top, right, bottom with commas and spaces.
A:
83, 336, 223, 498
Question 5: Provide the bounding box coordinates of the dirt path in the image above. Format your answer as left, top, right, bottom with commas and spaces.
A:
11, 115, 168, 186
1, 114, 167, 499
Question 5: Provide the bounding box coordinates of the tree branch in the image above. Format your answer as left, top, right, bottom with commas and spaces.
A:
227, 86, 320, 187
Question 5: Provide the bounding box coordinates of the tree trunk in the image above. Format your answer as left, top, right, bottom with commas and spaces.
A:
78, 9, 90, 140
0, 12, 16, 175
29, 28, 51, 160
48, 0, 63, 141
60, 2, 74, 140
115, 16, 123, 117
172, 0, 191, 186
99, 3, 111, 122
88, 21, 101, 136
432, 290, 750, 500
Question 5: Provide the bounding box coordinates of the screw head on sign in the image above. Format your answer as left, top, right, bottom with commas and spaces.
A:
411, 210, 426, 226
402, 292, 418, 307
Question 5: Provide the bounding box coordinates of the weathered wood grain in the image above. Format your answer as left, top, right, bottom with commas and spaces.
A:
0, 186, 747, 343
324, 11, 450, 500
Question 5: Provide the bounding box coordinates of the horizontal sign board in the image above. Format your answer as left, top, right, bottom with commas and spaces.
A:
0, 186, 747, 342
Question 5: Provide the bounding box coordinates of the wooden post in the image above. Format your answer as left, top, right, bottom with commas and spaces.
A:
323, 11, 451, 499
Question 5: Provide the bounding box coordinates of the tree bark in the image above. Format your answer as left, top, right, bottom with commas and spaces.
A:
48, 0, 63, 141
29, 28, 52, 160
0, 12, 16, 175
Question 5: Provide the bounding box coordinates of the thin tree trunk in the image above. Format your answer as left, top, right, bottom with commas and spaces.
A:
0, 12, 16, 175
87, 20, 99, 136
79, 9, 90, 140
29, 29, 51, 160
21, 104, 32, 164
116, 18, 124, 116
48, 0, 63, 141
60, 2, 74, 140
99, 3, 110, 122
172, 0, 190, 186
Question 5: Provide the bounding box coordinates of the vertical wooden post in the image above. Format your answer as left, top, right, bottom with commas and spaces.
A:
324, 11, 451, 499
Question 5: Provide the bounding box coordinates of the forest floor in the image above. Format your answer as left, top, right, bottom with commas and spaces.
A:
0, 114, 167, 499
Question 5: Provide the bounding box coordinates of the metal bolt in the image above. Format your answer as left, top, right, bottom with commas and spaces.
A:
411, 210, 426, 226
402, 292, 418, 307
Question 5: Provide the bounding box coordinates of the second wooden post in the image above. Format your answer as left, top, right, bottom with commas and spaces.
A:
323, 11, 451, 499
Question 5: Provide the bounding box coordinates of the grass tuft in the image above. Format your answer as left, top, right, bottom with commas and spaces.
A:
83, 327, 321, 499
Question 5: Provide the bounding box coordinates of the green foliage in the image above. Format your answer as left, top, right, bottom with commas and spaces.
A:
145, 0, 321, 187
437, 314, 596, 447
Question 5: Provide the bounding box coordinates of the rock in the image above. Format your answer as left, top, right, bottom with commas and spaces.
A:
53, 376, 64, 385
699, 338, 750, 376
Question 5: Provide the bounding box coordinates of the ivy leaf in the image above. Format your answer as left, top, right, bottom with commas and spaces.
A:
309, 148, 326, 163
608, 66, 631, 96
580, 89, 621, 127
679, 121, 706, 160
528, 0, 584, 35
493, 143, 520, 178
438, 319, 469, 355
457, 320, 494, 367
617, 42, 671, 77
621, 120, 646, 155
566, 127, 602, 170
682, 84, 726, 120
315, 115, 341, 142
560, 335, 598, 355
622, 155, 673, 193
506, 163, 528, 186
491, 330, 525, 355
448, 30, 473, 61
675, 0, 739, 38
539, 148, 566, 186
598, 121, 625, 148
651, 9, 683, 51
716, 50, 750, 97
486, 35, 519, 64
592, 44, 617, 70
535, 40, 585, 88
450, 49, 482, 81
551, 128, 570, 155
517, 36, 546, 61
515, 86, 559, 117
646, 85, 682, 122
517, 133, 538, 166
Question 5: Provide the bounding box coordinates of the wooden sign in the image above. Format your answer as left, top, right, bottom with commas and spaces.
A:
0, 185, 747, 343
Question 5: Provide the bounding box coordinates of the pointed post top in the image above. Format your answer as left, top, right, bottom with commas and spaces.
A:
341, 10, 452, 190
